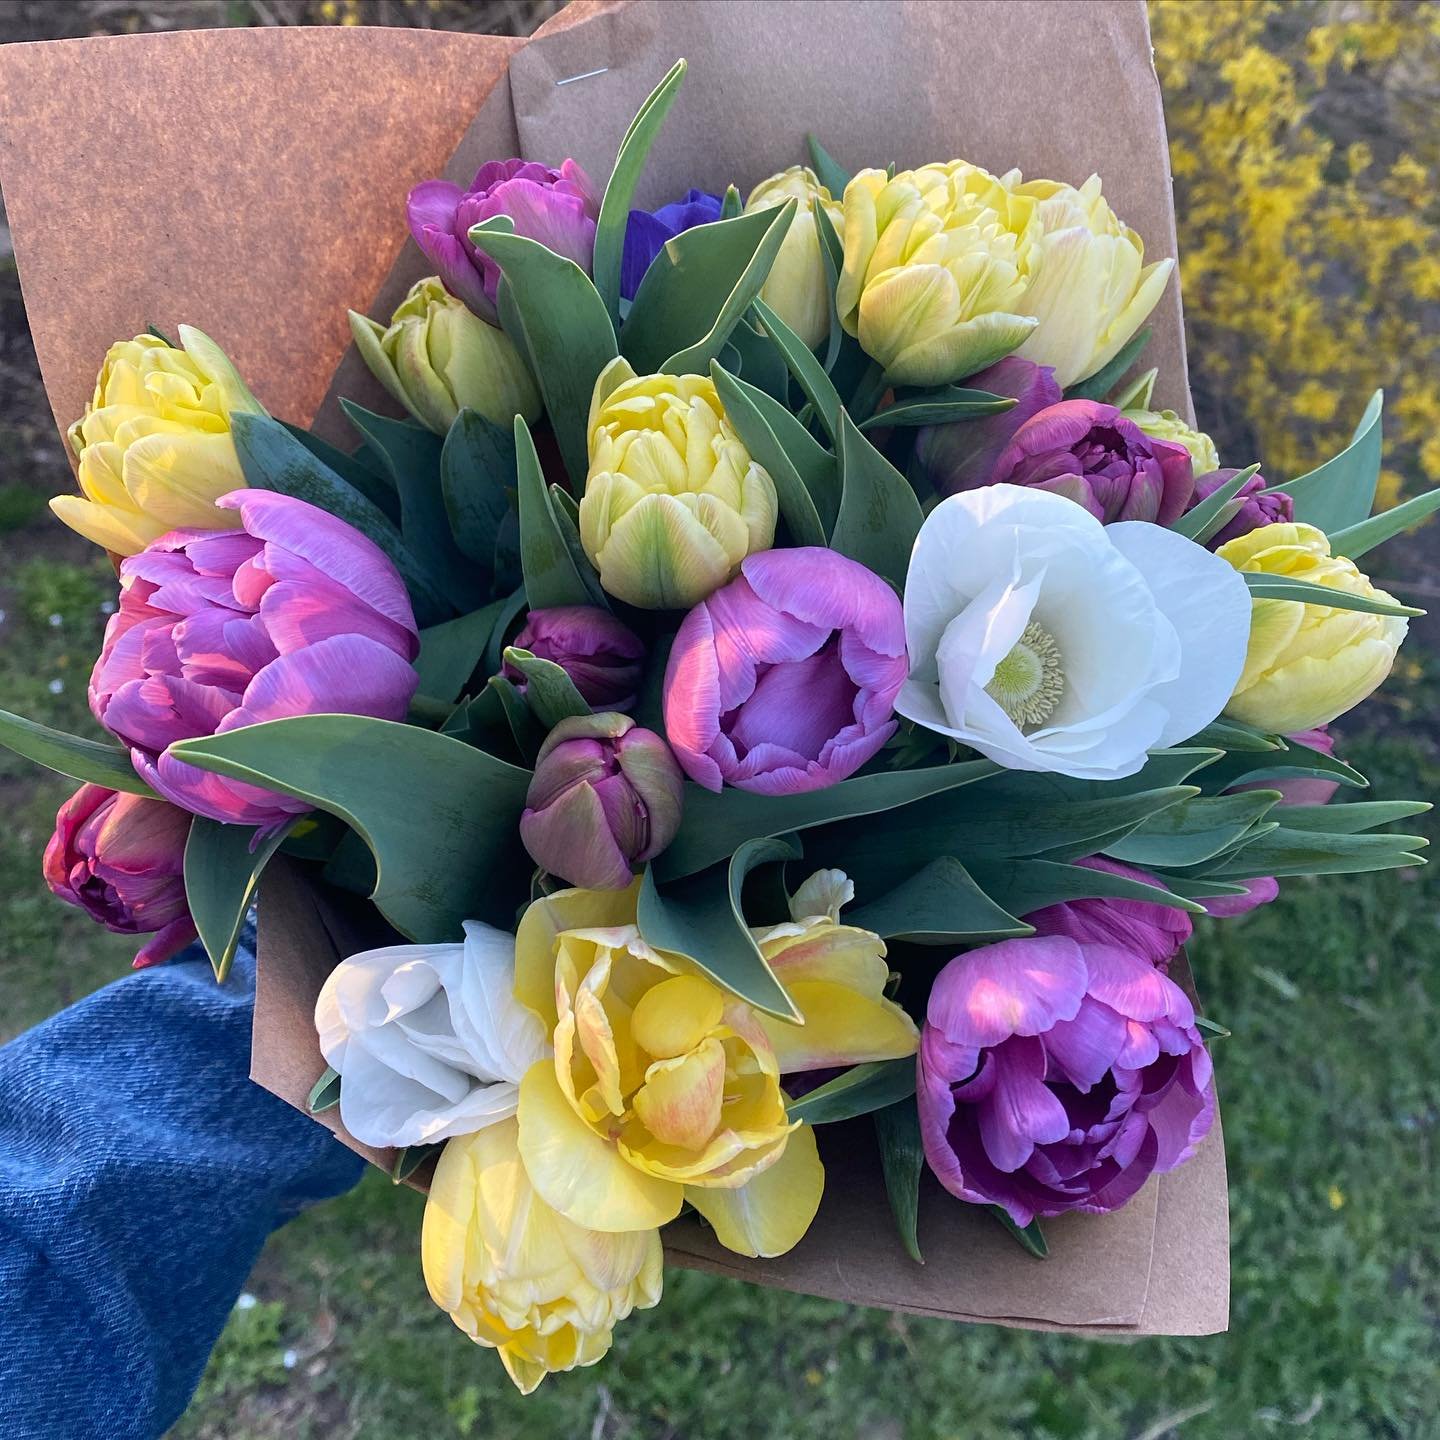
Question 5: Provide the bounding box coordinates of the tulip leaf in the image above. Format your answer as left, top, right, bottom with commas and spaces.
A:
1205, 826, 1427, 879
546, 486, 611, 610
1103, 792, 1283, 869
787, 1059, 916, 1126
710, 362, 827, 546
966, 858, 1205, 918
1063, 326, 1152, 403
1240, 570, 1422, 617
811, 200, 872, 396
1187, 718, 1285, 752
1196, 739, 1368, 795
751, 296, 843, 444
280, 420, 400, 524
592, 58, 688, 327
231, 413, 448, 625
486, 674, 545, 765
844, 857, 1032, 944
502, 647, 590, 731
1265, 390, 1383, 533
183, 816, 294, 983
990, 1208, 1049, 1260
623, 202, 796, 375
467, 218, 619, 489
483, 585, 530, 674
831, 409, 924, 592
1170, 464, 1262, 545
806, 133, 853, 199
0, 708, 156, 797
1265, 799, 1430, 835
440, 408, 516, 570
515, 416, 607, 612
875, 1098, 925, 1265
307, 1066, 341, 1115
858, 388, 1016, 432
639, 835, 803, 1020
739, 378, 841, 533
1109, 366, 1159, 412
1328, 484, 1440, 560
414, 601, 507, 704
170, 715, 533, 940
390, 1142, 443, 1185
725, 313, 791, 401
656, 759, 997, 881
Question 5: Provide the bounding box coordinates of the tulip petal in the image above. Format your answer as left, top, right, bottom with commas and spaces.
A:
928, 936, 1087, 1049
223, 634, 418, 731
759, 980, 917, 1073
684, 1123, 824, 1257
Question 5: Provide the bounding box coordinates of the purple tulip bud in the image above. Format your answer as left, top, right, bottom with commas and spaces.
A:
990, 398, 1195, 525
621, 189, 725, 301
43, 783, 196, 968
1188, 466, 1295, 549
520, 714, 684, 890
914, 357, 1062, 497
407, 159, 600, 322
501, 606, 646, 711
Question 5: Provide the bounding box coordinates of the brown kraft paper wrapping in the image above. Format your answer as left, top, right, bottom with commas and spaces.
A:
0, 0, 1226, 1336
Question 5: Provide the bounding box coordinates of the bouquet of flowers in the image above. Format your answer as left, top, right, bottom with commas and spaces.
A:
2, 5, 1433, 1399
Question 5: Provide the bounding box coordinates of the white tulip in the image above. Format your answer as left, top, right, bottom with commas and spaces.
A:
895, 484, 1251, 780
315, 921, 548, 1150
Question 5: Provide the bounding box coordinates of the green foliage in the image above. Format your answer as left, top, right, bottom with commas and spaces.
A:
0, 708, 155, 796
786, 1059, 915, 1126
184, 818, 292, 981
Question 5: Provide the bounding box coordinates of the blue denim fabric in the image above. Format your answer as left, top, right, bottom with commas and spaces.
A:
0, 929, 365, 1440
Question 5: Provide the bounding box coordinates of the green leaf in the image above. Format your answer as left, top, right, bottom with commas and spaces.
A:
440, 409, 516, 569
467, 217, 619, 488
1194, 1016, 1232, 1041
1108, 366, 1158, 412
414, 601, 505, 703
751, 296, 843, 444
1103, 792, 1283, 869
1328, 485, 1440, 560
1170, 463, 1262, 545
844, 856, 1031, 943
0, 708, 155, 796
1266, 390, 1383, 532
990, 1207, 1048, 1259
1241, 570, 1422, 618
1187, 718, 1285, 752
1196, 735, 1367, 794
657, 759, 997, 881
806, 133, 853, 199
723, 313, 790, 400
391, 1142, 443, 1184
719, 185, 743, 221
859, 388, 1016, 431
171, 716, 533, 940
280, 420, 400, 524
307, 1066, 341, 1114
786, 1059, 916, 1126
183, 817, 293, 982
486, 674, 545, 765
1206, 826, 1428, 879
546, 486, 611, 610
710, 362, 826, 545
592, 59, 687, 326
831, 408, 924, 591
231, 413, 447, 624
623, 202, 796, 375
502, 647, 591, 731
967, 858, 1205, 918
1267, 799, 1430, 834
638, 836, 803, 1020
483, 586, 530, 674
875, 1099, 925, 1264
734, 377, 841, 533
1063, 327, 1152, 402
516, 416, 605, 610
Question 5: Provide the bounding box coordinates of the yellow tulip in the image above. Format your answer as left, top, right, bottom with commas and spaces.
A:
53, 328, 263, 556
1124, 406, 1220, 476
836, 161, 1040, 387
578, 358, 777, 609
422, 1117, 662, 1395
745, 166, 843, 349
1010, 175, 1174, 388
348, 275, 540, 437
1219, 522, 1408, 732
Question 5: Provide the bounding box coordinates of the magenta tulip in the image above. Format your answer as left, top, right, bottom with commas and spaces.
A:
1188, 466, 1294, 549
1025, 856, 1193, 968
90, 490, 420, 831
502, 605, 645, 712
662, 548, 907, 795
44, 783, 196, 968
407, 158, 600, 322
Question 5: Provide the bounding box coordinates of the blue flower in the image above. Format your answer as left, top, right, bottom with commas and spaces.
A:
621, 189, 724, 300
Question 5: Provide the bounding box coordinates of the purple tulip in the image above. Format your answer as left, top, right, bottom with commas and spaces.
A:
1188, 466, 1295, 549
990, 398, 1195, 525
621, 188, 724, 301
90, 491, 420, 831
43, 783, 196, 968
501, 605, 645, 712
520, 713, 684, 890
1026, 856, 1192, 968
662, 548, 907, 795
408, 158, 600, 321
918, 903, 1215, 1226
914, 357, 1063, 497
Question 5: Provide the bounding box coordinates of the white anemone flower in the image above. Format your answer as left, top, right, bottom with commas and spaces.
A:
895, 484, 1251, 779
315, 921, 548, 1150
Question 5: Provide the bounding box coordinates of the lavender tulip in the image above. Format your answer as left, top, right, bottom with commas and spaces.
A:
663, 548, 907, 795
43, 783, 196, 968
913, 356, 1062, 497
501, 606, 645, 712
519, 713, 684, 890
1188, 466, 1295, 549
90, 491, 420, 831
990, 398, 1195, 525
1026, 856, 1192, 968
621, 188, 724, 300
408, 159, 600, 322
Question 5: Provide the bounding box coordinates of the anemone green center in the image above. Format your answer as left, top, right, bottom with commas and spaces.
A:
985, 621, 1065, 729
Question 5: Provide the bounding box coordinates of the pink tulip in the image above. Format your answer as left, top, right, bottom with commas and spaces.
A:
662, 548, 907, 795
501, 606, 645, 712
43, 783, 196, 968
